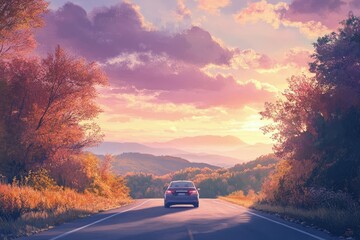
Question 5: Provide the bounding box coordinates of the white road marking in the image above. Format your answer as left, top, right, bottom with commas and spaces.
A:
49, 199, 153, 240
215, 200, 327, 240
187, 227, 194, 240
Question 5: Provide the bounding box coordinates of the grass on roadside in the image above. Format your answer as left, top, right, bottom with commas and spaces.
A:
0, 184, 132, 240
220, 191, 360, 239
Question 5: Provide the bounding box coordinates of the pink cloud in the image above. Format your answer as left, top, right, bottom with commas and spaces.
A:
232, 49, 275, 70
233, 0, 360, 38
284, 0, 350, 29
157, 76, 276, 108
98, 93, 199, 121
235, 0, 288, 29
176, 0, 191, 20
198, 0, 231, 14
36, 2, 232, 66
289, 0, 345, 14
35, 1, 276, 111
104, 53, 225, 91
283, 48, 312, 68
351, 0, 360, 8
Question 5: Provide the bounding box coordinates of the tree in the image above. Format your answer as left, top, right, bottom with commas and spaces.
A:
0, 46, 107, 179
0, 0, 48, 59
261, 13, 360, 199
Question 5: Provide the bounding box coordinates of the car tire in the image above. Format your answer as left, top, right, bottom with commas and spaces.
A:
193, 203, 199, 208
164, 203, 171, 208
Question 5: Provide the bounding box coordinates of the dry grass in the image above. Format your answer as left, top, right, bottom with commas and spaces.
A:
218, 190, 258, 208
0, 184, 132, 239
220, 191, 360, 239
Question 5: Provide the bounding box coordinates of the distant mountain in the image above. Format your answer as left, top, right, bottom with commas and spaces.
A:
149, 135, 273, 161
108, 153, 219, 175
86, 142, 187, 156
221, 143, 273, 162
87, 135, 273, 168
161, 135, 247, 147
175, 153, 244, 168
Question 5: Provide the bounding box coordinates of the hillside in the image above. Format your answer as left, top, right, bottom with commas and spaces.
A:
161, 135, 247, 147
109, 153, 219, 175
126, 154, 281, 198
87, 138, 273, 167
229, 154, 280, 172
86, 142, 187, 156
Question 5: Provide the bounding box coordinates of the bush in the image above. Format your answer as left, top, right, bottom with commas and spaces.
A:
23, 168, 58, 191
0, 183, 131, 238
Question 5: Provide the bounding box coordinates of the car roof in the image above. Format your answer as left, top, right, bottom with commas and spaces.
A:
170, 180, 193, 183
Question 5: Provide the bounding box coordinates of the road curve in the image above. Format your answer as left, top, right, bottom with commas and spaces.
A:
21, 199, 337, 240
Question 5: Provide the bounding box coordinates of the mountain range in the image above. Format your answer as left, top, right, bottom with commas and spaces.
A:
87, 135, 273, 167
104, 153, 219, 175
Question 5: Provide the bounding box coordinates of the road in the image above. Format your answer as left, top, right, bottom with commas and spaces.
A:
22, 199, 337, 240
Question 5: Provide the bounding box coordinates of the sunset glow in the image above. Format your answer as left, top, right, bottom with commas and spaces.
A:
38, 0, 357, 145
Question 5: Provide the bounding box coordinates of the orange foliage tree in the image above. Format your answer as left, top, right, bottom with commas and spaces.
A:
0, 46, 107, 180
0, 0, 48, 59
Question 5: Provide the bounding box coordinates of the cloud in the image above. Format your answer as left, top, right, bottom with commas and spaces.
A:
288, 0, 345, 14
283, 48, 312, 68
234, 0, 333, 38
351, 0, 360, 8
235, 0, 288, 29
98, 93, 198, 121
176, 0, 191, 20
36, 1, 276, 111
284, 0, 349, 29
157, 76, 276, 108
103, 51, 276, 108
231, 49, 275, 70
198, 0, 231, 14
104, 52, 225, 91
36, 2, 232, 66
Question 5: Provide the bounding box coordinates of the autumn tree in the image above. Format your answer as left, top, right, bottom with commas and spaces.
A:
0, 46, 107, 179
261, 13, 360, 199
0, 0, 48, 59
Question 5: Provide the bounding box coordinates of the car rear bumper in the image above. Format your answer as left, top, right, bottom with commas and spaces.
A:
164, 195, 199, 205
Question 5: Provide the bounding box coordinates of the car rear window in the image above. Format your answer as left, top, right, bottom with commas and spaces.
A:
170, 181, 195, 188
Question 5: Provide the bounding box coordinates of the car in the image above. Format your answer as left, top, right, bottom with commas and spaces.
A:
164, 180, 200, 208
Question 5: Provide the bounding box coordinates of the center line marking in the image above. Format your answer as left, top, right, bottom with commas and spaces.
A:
50, 199, 153, 240
187, 227, 194, 240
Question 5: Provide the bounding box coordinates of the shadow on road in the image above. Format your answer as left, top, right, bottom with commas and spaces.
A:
108, 205, 195, 224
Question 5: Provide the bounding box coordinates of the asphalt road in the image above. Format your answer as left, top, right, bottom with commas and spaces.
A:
22, 199, 337, 240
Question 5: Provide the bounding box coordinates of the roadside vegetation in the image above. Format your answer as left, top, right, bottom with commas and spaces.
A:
223, 14, 360, 239
125, 154, 279, 198
0, 1, 130, 239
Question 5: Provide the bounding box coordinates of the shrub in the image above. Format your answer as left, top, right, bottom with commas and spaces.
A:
23, 168, 58, 191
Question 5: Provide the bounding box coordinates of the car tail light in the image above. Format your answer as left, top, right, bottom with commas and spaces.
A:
166, 190, 174, 195
188, 189, 197, 195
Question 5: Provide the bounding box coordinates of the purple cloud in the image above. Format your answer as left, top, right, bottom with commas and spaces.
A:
36, 2, 232, 66
104, 52, 225, 91
282, 0, 357, 29
351, 0, 360, 8
156, 76, 275, 109
288, 0, 345, 14
35, 1, 276, 110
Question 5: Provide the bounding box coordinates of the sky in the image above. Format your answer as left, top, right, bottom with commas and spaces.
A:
37, 0, 359, 144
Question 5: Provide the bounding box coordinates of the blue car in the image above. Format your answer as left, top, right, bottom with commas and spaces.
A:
164, 180, 200, 208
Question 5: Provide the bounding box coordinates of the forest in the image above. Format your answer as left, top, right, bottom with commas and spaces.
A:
125, 154, 279, 198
